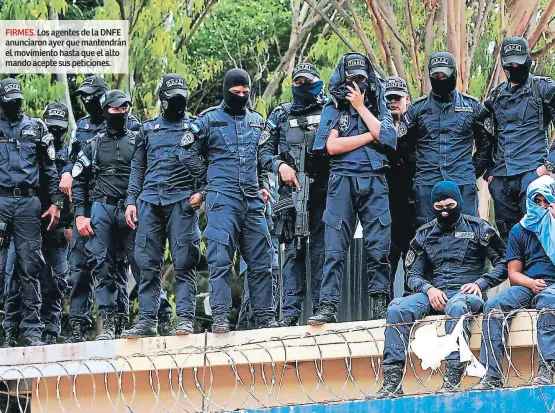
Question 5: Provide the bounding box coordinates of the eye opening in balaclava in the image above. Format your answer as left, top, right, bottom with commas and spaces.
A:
431, 181, 463, 231
223, 68, 251, 115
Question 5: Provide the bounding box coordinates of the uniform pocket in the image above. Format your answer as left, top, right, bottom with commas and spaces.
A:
322, 209, 342, 231
203, 226, 229, 246
135, 233, 147, 248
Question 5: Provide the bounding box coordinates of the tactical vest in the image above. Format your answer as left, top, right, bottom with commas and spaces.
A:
279, 105, 322, 172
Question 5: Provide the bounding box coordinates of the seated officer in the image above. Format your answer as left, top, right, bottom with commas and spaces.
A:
474, 175, 555, 389
372, 181, 507, 398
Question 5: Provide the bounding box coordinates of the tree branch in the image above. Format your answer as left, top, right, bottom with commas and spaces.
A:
304, 0, 357, 52
528, 0, 555, 48
174, 0, 218, 54
531, 35, 555, 58
373, 0, 409, 51
405, 0, 423, 94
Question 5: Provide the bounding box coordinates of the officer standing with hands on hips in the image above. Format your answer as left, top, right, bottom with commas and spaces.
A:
258, 62, 329, 327
179, 68, 277, 333
122, 73, 201, 338
397, 52, 492, 228
0, 78, 62, 347
71, 90, 141, 340
484, 37, 555, 243
309, 53, 397, 324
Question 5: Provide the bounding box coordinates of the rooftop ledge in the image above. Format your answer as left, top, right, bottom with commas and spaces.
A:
0, 311, 543, 412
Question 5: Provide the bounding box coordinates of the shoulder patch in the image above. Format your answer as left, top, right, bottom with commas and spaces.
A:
259, 130, 271, 146
484, 117, 494, 134
416, 219, 436, 233
338, 114, 350, 132
180, 130, 195, 147
459, 92, 479, 102
397, 121, 408, 138
405, 249, 416, 267
72, 162, 84, 177
198, 106, 220, 117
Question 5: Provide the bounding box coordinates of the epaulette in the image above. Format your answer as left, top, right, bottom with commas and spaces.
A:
462, 214, 482, 224
415, 219, 436, 233
198, 106, 219, 117
459, 92, 480, 102
76, 116, 90, 125
248, 107, 265, 119
412, 95, 428, 105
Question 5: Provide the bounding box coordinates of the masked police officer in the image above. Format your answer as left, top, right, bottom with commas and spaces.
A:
484, 37, 555, 243
179, 68, 277, 332
64, 76, 140, 342
398, 52, 492, 229
473, 176, 555, 390
0, 78, 62, 346
71, 90, 142, 340
2, 102, 73, 346
258, 62, 329, 326
121, 74, 201, 338
372, 181, 507, 398
384, 76, 414, 288
308, 53, 397, 324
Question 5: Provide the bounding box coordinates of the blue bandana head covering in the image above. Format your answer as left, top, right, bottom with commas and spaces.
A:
520, 175, 555, 265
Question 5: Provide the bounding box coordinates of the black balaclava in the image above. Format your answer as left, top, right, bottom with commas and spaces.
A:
501, 36, 532, 85
429, 52, 457, 100
223, 68, 251, 115
101, 90, 131, 136
49, 126, 67, 150
159, 73, 189, 121
82, 93, 105, 123
0, 98, 23, 122
431, 181, 463, 231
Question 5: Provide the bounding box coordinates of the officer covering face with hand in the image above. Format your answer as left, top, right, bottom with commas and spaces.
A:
179, 68, 277, 333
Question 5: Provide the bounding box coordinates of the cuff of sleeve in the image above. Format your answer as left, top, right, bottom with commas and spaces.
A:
475, 278, 489, 291
126, 196, 137, 207
75, 206, 86, 217
62, 165, 73, 175
378, 122, 397, 149
272, 160, 284, 175
420, 283, 433, 294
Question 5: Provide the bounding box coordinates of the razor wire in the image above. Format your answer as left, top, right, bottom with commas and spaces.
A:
0, 310, 553, 413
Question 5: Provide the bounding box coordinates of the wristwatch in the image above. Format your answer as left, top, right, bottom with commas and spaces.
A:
546, 160, 555, 173
52, 200, 64, 209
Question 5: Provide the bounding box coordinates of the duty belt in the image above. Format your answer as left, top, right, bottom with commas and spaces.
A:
0, 187, 36, 198
93, 195, 126, 209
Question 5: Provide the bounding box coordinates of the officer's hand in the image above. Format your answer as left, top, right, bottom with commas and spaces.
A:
76, 216, 94, 237
536, 165, 550, 177
125, 205, 138, 229
189, 193, 203, 210
531, 279, 547, 294
461, 283, 482, 297
278, 163, 300, 190
42, 205, 60, 231
427, 287, 448, 312
59, 172, 73, 201
346, 83, 365, 111
259, 188, 270, 203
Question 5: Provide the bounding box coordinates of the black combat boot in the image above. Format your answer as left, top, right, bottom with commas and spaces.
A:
115, 314, 129, 339
158, 312, 176, 336
470, 375, 503, 390
255, 314, 279, 329
42, 332, 57, 345
23, 335, 44, 347
307, 303, 337, 325
212, 313, 230, 333
176, 318, 194, 335
64, 319, 87, 343
96, 312, 117, 341
278, 316, 299, 327
533, 360, 555, 385
120, 323, 157, 339
2, 329, 19, 348
438, 360, 466, 392
371, 293, 389, 320
366, 363, 404, 399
